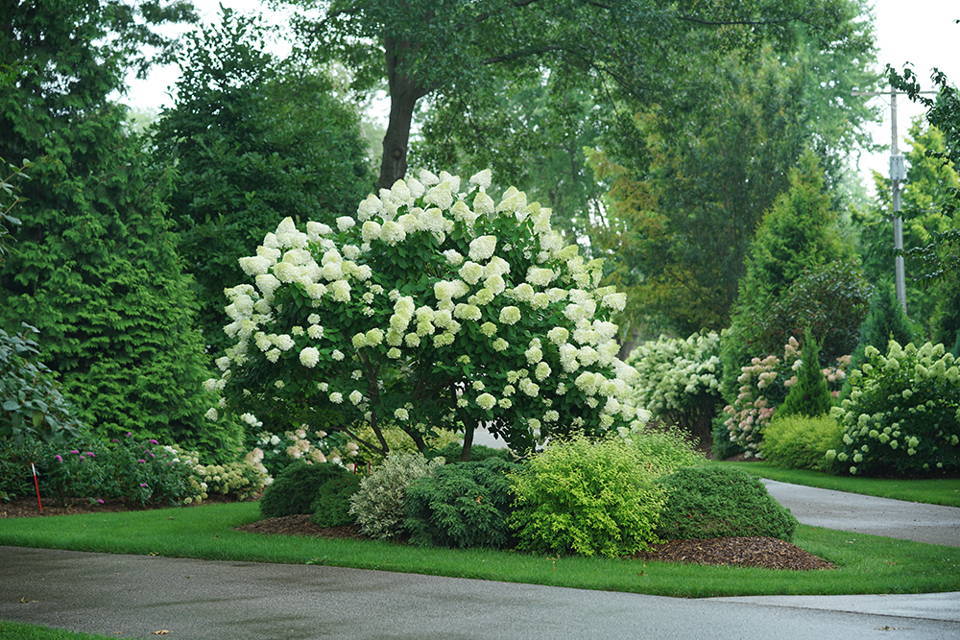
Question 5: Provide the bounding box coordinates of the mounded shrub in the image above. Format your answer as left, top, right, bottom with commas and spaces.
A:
310, 473, 361, 527
260, 461, 346, 518
655, 466, 798, 541
760, 415, 843, 471
620, 425, 705, 473
508, 435, 665, 558
349, 452, 444, 540
404, 457, 519, 548
828, 341, 960, 476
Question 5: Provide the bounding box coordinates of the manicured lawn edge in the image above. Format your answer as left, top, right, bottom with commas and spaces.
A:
1, 502, 958, 598
711, 461, 960, 507
0, 621, 135, 640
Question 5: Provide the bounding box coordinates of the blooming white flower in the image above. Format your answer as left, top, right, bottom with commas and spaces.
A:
307, 324, 324, 339
454, 303, 481, 321
365, 328, 384, 346
329, 392, 343, 404
469, 235, 498, 261
238, 255, 272, 276
349, 390, 363, 405
492, 338, 509, 352
299, 347, 320, 368
380, 220, 406, 245
473, 190, 495, 215
470, 169, 492, 190
480, 322, 497, 337
535, 361, 551, 380
602, 292, 627, 312
526, 267, 554, 287
265, 348, 281, 363
443, 249, 464, 266
204, 407, 218, 421
499, 306, 521, 325
331, 349, 345, 361
476, 393, 496, 410
459, 261, 485, 285
357, 194, 382, 220
394, 407, 409, 421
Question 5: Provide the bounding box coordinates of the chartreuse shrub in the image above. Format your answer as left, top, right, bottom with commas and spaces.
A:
350, 452, 444, 540
310, 473, 361, 527
203, 168, 649, 462
760, 415, 843, 471
655, 467, 798, 541
404, 457, 519, 549
626, 331, 722, 444
619, 424, 705, 472
777, 328, 833, 418
828, 341, 960, 476
260, 462, 346, 518
508, 435, 666, 558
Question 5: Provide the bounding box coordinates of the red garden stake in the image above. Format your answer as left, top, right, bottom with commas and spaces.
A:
31, 462, 43, 513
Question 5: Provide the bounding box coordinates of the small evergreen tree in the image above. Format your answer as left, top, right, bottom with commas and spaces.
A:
849, 282, 913, 371
777, 328, 832, 418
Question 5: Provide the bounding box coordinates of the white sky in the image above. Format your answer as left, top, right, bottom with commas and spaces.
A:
121, 0, 960, 193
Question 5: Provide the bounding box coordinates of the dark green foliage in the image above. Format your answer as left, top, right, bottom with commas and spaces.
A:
850, 283, 913, 372
0, 439, 58, 501
0, 0, 238, 460
260, 462, 346, 518
309, 473, 361, 527
154, 9, 373, 353
722, 152, 857, 398
0, 324, 85, 445
655, 467, 798, 541
427, 442, 512, 463
711, 415, 744, 460
404, 458, 519, 549
760, 415, 843, 471
778, 328, 833, 418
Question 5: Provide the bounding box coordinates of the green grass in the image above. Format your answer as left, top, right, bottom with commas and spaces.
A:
713, 461, 960, 507
0, 621, 135, 640
0, 502, 958, 597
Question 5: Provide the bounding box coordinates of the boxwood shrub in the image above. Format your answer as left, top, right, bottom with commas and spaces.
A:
310, 473, 361, 527
260, 461, 346, 518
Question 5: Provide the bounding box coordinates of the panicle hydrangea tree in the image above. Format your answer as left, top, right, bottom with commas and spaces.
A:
203, 169, 650, 457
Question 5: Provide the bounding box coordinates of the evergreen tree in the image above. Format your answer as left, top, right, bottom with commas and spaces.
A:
0, 1, 240, 457
777, 328, 832, 418
154, 9, 373, 352
849, 282, 913, 371
721, 151, 856, 397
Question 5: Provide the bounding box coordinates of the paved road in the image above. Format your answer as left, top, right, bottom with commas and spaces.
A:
761, 479, 960, 547
1, 546, 958, 640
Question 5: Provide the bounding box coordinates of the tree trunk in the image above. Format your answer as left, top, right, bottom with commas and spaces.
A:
459, 422, 475, 461
378, 37, 429, 189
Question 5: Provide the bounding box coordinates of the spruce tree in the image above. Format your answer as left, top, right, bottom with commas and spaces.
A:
777, 328, 832, 418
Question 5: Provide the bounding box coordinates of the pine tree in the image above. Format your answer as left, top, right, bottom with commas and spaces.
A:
777, 328, 832, 418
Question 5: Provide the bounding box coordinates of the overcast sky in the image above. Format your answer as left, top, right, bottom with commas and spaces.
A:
121, 0, 959, 193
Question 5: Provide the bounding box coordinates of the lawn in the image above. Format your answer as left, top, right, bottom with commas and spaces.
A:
0, 621, 134, 640
713, 461, 960, 507
0, 502, 958, 598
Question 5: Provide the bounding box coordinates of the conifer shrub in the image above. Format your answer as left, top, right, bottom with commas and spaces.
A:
508, 435, 665, 558
760, 415, 843, 471
777, 328, 832, 418
427, 442, 513, 463
655, 466, 798, 541
849, 283, 913, 372
828, 341, 960, 476
404, 457, 519, 549
350, 452, 444, 540
310, 473, 361, 527
260, 461, 346, 518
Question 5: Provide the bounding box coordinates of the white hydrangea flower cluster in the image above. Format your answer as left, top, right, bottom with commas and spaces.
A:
255, 428, 360, 471
204, 168, 650, 450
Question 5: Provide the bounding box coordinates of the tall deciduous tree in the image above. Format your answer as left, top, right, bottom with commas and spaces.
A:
154, 9, 373, 353
286, 0, 867, 188
0, 1, 241, 457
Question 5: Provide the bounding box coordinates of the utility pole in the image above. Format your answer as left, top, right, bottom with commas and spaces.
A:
853, 87, 937, 315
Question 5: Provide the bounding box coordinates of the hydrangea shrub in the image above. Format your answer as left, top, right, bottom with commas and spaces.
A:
204, 169, 648, 453
626, 331, 722, 443
723, 337, 849, 457
827, 342, 960, 476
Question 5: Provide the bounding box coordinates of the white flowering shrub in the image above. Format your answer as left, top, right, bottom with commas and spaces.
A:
204, 169, 649, 454
253, 426, 359, 475
626, 332, 722, 442
827, 341, 960, 476
723, 337, 849, 457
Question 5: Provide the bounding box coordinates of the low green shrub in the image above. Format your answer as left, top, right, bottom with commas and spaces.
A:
620, 425, 706, 473
655, 466, 798, 541
760, 414, 842, 471
427, 442, 513, 463
404, 457, 518, 549
349, 452, 444, 540
508, 435, 665, 558
0, 439, 58, 501
310, 473, 361, 527
828, 341, 960, 476
260, 462, 346, 518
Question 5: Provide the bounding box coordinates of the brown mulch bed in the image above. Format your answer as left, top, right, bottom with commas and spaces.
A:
635, 537, 834, 571
0, 495, 242, 519
239, 515, 834, 571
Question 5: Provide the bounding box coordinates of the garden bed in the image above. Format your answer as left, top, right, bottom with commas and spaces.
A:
237, 514, 833, 571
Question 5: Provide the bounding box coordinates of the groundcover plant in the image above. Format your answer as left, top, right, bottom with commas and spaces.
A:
203, 169, 650, 455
